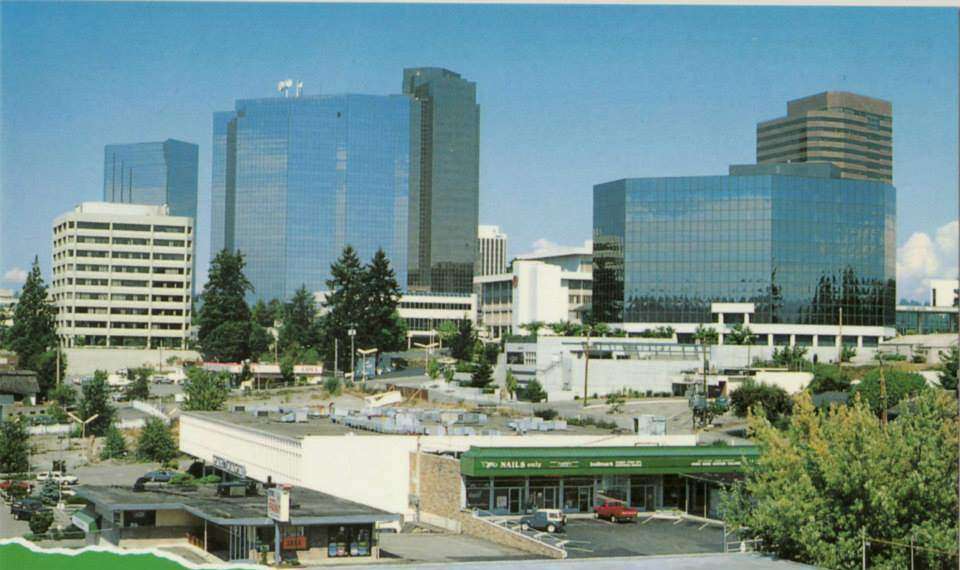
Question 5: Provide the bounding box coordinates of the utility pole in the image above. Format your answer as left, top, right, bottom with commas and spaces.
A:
348, 328, 357, 379
582, 327, 592, 406
334, 338, 338, 378
878, 353, 888, 427
838, 306, 844, 361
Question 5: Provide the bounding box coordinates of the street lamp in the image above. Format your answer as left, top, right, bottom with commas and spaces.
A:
357, 348, 378, 382
347, 328, 357, 379
66, 412, 99, 459
413, 342, 439, 378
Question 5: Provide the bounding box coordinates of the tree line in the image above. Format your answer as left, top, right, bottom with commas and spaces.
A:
198, 245, 406, 373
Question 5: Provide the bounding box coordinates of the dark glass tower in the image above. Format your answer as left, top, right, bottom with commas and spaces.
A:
593, 163, 896, 327
403, 68, 480, 294
103, 139, 199, 221
211, 93, 410, 302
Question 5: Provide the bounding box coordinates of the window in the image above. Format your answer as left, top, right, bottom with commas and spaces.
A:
113, 223, 150, 232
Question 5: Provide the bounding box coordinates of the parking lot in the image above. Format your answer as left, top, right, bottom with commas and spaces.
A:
527, 517, 731, 559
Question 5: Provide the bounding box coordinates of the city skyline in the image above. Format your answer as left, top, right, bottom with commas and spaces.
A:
1, 3, 956, 301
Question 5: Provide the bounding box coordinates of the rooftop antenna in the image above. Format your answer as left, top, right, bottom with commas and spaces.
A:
295, 80, 303, 98
277, 79, 294, 97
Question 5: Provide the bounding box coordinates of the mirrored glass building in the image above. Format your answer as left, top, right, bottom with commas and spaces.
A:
103, 139, 199, 222
593, 163, 896, 345
403, 68, 480, 294
211, 93, 410, 302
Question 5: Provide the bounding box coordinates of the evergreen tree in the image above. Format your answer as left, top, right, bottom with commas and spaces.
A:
938, 345, 958, 391
100, 425, 128, 460
279, 285, 321, 354
470, 359, 493, 389
251, 299, 277, 328
524, 379, 547, 403
78, 370, 115, 436
248, 323, 273, 361
450, 320, 477, 361
198, 250, 254, 362
182, 367, 229, 411
8, 258, 60, 398
136, 418, 177, 463
0, 419, 30, 473
38, 480, 61, 505
361, 249, 406, 370
320, 246, 365, 372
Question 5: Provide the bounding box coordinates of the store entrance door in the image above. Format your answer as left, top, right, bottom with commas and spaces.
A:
577, 487, 593, 512
508, 488, 522, 514
637, 485, 656, 511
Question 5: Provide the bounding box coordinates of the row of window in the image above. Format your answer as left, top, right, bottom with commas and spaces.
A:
65, 320, 185, 330
757, 134, 892, 154
399, 301, 473, 311
54, 265, 188, 275
757, 124, 892, 144
53, 237, 191, 249
758, 115, 892, 134
54, 221, 190, 233
64, 307, 187, 316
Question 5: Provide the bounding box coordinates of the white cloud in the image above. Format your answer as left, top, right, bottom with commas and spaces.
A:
2, 267, 27, 285
530, 238, 560, 254
897, 219, 959, 302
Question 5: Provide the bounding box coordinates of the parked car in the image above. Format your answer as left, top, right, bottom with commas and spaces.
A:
594, 498, 639, 522
35, 471, 79, 485
520, 509, 566, 533
0, 480, 32, 497
143, 470, 177, 483
11, 498, 49, 521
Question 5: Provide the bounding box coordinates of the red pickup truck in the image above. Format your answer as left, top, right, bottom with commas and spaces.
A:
594, 499, 639, 522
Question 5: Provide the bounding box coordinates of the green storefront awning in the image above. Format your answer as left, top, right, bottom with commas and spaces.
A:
460, 445, 760, 477
71, 510, 98, 533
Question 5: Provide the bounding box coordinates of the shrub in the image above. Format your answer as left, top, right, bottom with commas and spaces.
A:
853, 369, 927, 415
533, 408, 558, 420
807, 364, 851, 394
882, 353, 907, 362
730, 380, 793, 424
29, 510, 54, 535
523, 380, 547, 403
323, 376, 342, 396
170, 473, 196, 486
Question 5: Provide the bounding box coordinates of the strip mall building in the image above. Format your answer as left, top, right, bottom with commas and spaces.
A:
179, 411, 757, 529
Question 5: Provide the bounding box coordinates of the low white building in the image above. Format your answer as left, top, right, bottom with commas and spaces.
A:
0, 288, 15, 327
51, 202, 194, 349
930, 278, 959, 308
505, 331, 872, 402
474, 242, 592, 339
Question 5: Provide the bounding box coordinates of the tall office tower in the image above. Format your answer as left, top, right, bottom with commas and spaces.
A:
403, 68, 480, 294
757, 92, 892, 183
476, 225, 507, 276
211, 92, 410, 302
51, 203, 194, 349
594, 163, 896, 346
103, 140, 199, 220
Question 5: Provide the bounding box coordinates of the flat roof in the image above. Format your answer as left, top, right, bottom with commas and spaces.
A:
75, 484, 399, 527
184, 410, 619, 440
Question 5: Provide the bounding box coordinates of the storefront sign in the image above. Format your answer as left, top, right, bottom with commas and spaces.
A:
213, 455, 247, 478
463, 446, 759, 477
267, 487, 290, 522
281, 536, 307, 550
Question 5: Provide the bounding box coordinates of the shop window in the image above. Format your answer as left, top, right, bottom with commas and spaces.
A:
327, 525, 372, 558
123, 510, 156, 528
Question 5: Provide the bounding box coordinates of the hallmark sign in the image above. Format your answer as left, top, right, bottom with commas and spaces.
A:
213, 455, 247, 478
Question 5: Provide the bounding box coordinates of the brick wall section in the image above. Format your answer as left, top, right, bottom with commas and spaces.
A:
412, 452, 565, 559
414, 451, 463, 517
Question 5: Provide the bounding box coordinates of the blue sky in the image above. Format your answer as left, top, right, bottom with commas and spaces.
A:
1, 2, 956, 300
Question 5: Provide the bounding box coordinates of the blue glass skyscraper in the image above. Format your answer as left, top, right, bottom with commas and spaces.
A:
593, 163, 895, 328
103, 139, 199, 222
404, 68, 480, 294
211, 93, 410, 302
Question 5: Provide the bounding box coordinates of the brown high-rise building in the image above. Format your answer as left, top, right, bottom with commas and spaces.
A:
757, 91, 892, 182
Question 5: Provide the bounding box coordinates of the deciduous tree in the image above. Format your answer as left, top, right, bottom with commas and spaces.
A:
724, 390, 958, 569
78, 371, 115, 436
0, 419, 30, 473
182, 367, 229, 411
136, 418, 177, 463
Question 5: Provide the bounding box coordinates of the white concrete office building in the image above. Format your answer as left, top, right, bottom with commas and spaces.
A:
476, 225, 507, 277
51, 202, 194, 349
474, 242, 592, 339
396, 292, 477, 345
930, 279, 959, 308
